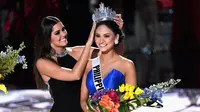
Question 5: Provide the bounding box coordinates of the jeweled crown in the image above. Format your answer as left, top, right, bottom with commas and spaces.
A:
92, 3, 116, 22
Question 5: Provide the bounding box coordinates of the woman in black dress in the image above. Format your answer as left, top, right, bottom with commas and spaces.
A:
33, 15, 123, 111
33, 16, 96, 111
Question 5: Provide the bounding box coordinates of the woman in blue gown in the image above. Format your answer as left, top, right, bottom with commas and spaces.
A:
80, 4, 137, 112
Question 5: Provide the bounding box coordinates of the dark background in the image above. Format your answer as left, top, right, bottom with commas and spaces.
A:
0, 0, 200, 89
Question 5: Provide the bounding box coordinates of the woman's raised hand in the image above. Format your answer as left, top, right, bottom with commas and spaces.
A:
87, 22, 96, 46
114, 14, 124, 30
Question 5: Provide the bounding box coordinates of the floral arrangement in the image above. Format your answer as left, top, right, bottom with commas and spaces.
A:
0, 42, 28, 94
87, 79, 181, 112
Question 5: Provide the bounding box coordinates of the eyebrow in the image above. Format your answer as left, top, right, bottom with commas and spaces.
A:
103, 33, 111, 35
62, 26, 66, 30
53, 30, 60, 34
53, 26, 65, 33
95, 32, 111, 35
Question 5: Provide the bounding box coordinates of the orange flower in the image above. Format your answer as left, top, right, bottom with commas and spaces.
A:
113, 103, 120, 112
115, 103, 120, 109
102, 95, 111, 101
99, 100, 109, 107
99, 95, 120, 112
112, 108, 119, 112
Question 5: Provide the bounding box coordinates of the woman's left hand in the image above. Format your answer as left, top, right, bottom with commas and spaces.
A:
87, 22, 96, 46
96, 106, 100, 112
114, 14, 124, 30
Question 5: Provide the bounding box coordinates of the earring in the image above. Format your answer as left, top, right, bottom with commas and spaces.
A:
114, 39, 119, 45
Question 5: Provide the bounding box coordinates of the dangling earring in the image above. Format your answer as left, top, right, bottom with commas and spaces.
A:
114, 39, 119, 45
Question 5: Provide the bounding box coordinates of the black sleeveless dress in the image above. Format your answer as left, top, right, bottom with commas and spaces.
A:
48, 54, 82, 112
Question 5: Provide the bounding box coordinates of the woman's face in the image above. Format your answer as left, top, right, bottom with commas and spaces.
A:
50, 22, 68, 47
95, 25, 118, 53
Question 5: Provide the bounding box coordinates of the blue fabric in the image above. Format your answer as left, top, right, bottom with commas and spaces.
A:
86, 69, 125, 95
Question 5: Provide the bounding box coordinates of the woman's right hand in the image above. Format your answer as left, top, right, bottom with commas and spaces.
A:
86, 22, 96, 46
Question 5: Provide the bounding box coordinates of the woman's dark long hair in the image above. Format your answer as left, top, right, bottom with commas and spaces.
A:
33, 16, 60, 89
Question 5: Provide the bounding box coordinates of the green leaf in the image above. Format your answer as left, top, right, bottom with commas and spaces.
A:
87, 98, 96, 112
0, 42, 27, 78
119, 103, 125, 112
119, 102, 130, 112
125, 103, 129, 112
98, 105, 108, 112
120, 94, 125, 102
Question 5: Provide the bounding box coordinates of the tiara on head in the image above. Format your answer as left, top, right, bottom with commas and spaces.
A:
92, 3, 116, 22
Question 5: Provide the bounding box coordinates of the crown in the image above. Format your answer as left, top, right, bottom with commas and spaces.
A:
92, 3, 116, 22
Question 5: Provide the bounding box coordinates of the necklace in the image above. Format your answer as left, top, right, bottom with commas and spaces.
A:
50, 48, 68, 57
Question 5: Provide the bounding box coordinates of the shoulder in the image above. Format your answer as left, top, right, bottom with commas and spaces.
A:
36, 58, 49, 65
36, 58, 56, 68
119, 56, 136, 77
85, 57, 100, 73
36, 58, 57, 76
119, 56, 135, 68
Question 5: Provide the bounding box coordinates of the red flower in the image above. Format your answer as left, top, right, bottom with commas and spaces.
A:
107, 91, 120, 104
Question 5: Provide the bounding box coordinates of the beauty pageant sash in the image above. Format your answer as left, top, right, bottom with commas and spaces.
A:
92, 56, 105, 91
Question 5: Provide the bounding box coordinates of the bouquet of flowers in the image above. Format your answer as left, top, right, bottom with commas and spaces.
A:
87, 79, 181, 112
0, 42, 28, 94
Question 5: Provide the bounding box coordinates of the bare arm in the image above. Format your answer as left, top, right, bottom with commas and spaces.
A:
36, 23, 96, 81
71, 46, 98, 60
80, 61, 91, 112
124, 60, 137, 85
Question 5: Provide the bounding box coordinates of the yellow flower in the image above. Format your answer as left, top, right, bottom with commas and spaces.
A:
0, 84, 8, 94
129, 91, 135, 100
123, 91, 130, 100
135, 87, 143, 96
119, 84, 125, 93
129, 86, 135, 93
125, 84, 130, 92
